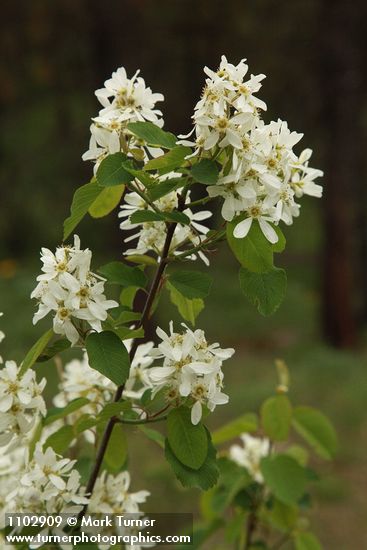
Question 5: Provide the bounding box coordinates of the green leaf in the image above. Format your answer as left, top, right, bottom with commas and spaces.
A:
44, 398, 90, 426
97, 401, 131, 422
285, 445, 309, 467
126, 254, 157, 266
89, 184, 125, 218
104, 423, 128, 473
112, 310, 141, 326
125, 168, 156, 187
85, 331, 130, 386
261, 395, 292, 441
239, 267, 287, 315
127, 121, 177, 149
44, 425, 75, 454
294, 532, 323, 550
138, 425, 165, 449
98, 261, 147, 288
167, 406, 208, 470
168, 270, 213, 299
227, 218, 285, 273
191, 159, 219, 184
292, 406, 338, 460
96, 153, 134, 186
74, 414, 99, 435
148, 177, 185, 202
272, 225, 286, 252
19, 328, 54, 376
63, 180, 102, 240
129, 209, 190, 225
144, 146, 190, 173
36, 338, 71, 363
260, 454, 307, 505
167, 282, 204, 326
212, 413, 258, 445
120, 286, 139, 308
268, 499, 298, 532
165, 429, 219, 490
216, 458, 252, 510
113, 326, 144, 341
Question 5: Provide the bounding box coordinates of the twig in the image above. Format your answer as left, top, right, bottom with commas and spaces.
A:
78, 196, 186, 521
115, 414, 168, 425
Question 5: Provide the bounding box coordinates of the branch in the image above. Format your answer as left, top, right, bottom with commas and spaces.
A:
244, 485, 265, 550
115, 414, 168, 425
244, 508, 258, 550
78, 196, 186, 520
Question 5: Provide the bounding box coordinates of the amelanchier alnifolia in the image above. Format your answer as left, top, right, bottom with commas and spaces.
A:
0, 56, 330, 550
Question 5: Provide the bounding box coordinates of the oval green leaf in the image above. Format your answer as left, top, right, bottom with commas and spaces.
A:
167, 406, 208, 470
89, 185, 125, 218
261, 394, 292, 441
169, 270, 213, 299
96, 153, 134, 186
86, 331, 130, 386
260, 454, 307, 505
292, 406, 338, 460
127, 121, 177, 149
239, 266, 287, 316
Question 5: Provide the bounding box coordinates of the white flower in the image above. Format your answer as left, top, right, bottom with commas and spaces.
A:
86, 471, 151, 550
88, 470, 149, 514
83, 66, 164, 171
119, 180, 212, 264
96, 67, 164, 122
0, 361, 46, 447
178, 56, 323, 238
54, 342, 155, 441
290, 149, 323, 199
233, 201, 279, 243
124, 341, 155, 399
32, 236, 118, 345
148, 323, 234, 424
54, 352, 115, 410
229, 433, 270, 483
178, 55, 266, 155
5, 443, 88, 517
22, 445, 76, 491
82, 124, 121, 174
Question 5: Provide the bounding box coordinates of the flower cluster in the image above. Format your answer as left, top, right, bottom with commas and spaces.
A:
229, 433, 270, 483
148, 323, 234, 424
5, 444, 88, 538
87, 471, 151, 550
0, 444, 26, 527
31, 235, 118, 345
180, 55, 323, 242
0, 439, 150, 549
0, 360, 46, 447
54, 343, 154, 438
88, 470, 150, 515
53, 352, 116, 413
83, 67, 164, 172
119, 183, 212, 264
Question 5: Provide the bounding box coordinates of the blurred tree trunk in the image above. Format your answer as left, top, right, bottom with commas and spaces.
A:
320, 0, 362, 347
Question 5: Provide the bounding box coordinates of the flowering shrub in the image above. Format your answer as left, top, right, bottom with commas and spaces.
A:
0, 56, 337, 549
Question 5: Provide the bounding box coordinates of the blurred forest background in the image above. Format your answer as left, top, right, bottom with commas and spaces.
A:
1, 1, 367, 548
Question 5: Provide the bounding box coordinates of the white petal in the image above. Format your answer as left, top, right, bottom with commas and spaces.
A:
233, 217, 252, 239
191, 401, 202, 425
259, 219, 278, 243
